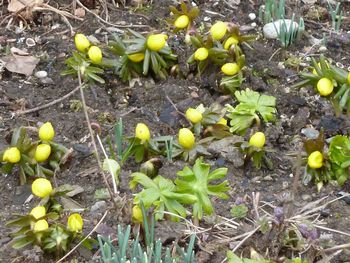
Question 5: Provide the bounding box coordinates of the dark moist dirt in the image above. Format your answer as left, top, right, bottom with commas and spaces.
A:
1, 0, 350, 262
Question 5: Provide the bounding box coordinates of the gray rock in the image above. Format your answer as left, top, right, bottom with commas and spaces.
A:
34, 71, 47, 79
263, 19, 299, 39
207, 136, 244, 168
263, 175, 273, 181
91, 201, 107, 212
301, 127, 319, 139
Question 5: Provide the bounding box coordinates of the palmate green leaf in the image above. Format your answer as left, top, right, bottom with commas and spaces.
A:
131, 173, 194, 220
234, 89, 276, 122
329, 135, 350, 164
175, 158, 230, 220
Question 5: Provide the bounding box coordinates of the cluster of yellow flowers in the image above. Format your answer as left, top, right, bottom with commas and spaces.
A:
74, 34, 103, 64
2, 122, 55, 165
192, 21, 240, 76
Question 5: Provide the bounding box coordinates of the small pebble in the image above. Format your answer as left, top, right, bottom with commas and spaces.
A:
302, 194, 312, 202
282, 181, 289, 190
263, 175, 273, 181
251, 22, 257, 28
248, 13, 256, 21
35, 71, 48, 79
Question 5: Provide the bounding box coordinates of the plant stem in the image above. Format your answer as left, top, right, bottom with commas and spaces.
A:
77, 71, 117, 199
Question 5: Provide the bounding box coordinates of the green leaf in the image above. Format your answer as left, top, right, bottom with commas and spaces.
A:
175, 158, 230, 220
230, 204, 248, 219
11, 236, 35, 249
226, 89, 276, 135
103, 158, 121, 180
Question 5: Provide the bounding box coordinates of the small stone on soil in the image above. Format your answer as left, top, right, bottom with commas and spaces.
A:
91, 200, 107, 212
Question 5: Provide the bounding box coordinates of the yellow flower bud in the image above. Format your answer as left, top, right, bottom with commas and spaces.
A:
35, 144, 51, 163
317, 78, 333, 96
74, 33, 91, 52
88, 46, 103, 64
135, 123, 151, 142
147, 34, 167, 51
30, 206, 46, 220
347, 72, 350, 85
33, 219, 49, 232
132, 205, 143, 222
128, 53, 145, 62
2, 147, 21, 163
194, 47, 208, 61
216, 118, 227, 126
249, 132, 266, 148
185, 108, 203, 124
178, 128, 195, 150
39, 122, 55, 141
308, 151, 323, 169
32, 178, 53, 198
67, 213, 83, 232
221, 63, 240, 76
224, 36, 239, 50
210, 21, 227, 40
174, 15, 190, 29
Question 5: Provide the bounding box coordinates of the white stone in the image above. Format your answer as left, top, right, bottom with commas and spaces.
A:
263, 19, 299, 39
35, 71, 48, 79
248, 13, 256, 21
251, 22, 257, 28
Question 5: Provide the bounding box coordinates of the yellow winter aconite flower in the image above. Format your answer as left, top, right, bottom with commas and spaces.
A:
2, 147, 21, 163
185, 108, 203, 124
147, 34, 167, 51
132, 205, 143, 222
135, 123, 151, 142
210, 21, 227, 40
249, 132, 266, 148
33, 219, 49, 232
74, 33, 91, 52
224, 36, 239, 50
194, 47, 208, 61
178, 128, 195, 150
67, 213, 83, 232
30, 206, 46, 220
221, 63, 240, 76
174, 15, 190, 29
308, 151, 323, 169
39, 122, 55, 141
32, 178, 53, 198
347, 72, 350, 85
128, 53, 145, 62
217, 118, 227, 126
88, 46, 103, 64
317, 78, 333, 96
35, 144, 51, 163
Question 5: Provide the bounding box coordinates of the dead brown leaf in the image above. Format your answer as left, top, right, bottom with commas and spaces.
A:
1, 47, 39, 76
7, 0, 42, 13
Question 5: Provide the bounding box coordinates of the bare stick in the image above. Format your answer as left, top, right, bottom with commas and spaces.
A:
15, 84, 81, 116
77, 71, 116, 204
324, 243, 350, 253
56, 210, 109, 263
96, 134, 118, 194
75, 0, 150, 29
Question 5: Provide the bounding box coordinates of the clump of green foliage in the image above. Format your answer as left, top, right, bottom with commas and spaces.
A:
98, 205, 196, 263
226, 89, 277, 135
